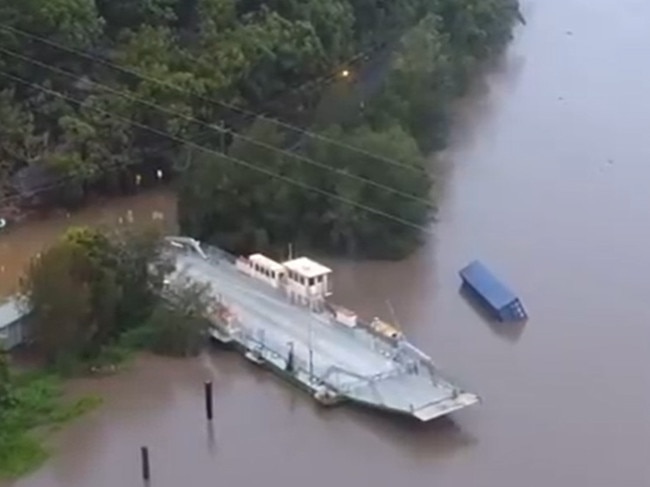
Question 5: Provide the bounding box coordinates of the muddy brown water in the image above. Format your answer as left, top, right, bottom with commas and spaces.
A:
3, 0, 650, 485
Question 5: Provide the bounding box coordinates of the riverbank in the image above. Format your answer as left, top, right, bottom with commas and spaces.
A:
0, 365, 101, 479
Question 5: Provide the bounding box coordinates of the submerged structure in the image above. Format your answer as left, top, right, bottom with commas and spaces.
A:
165, 237, 479, 421
459, 260, 528, 322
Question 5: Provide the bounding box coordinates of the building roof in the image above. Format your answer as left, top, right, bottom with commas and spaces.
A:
459, 260, 517, 310
249, 253, 285, 273
282, 257, 331, 279
0, 298, 25, 328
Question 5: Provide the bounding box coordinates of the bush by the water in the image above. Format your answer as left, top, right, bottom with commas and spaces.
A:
20, 227, 215, 372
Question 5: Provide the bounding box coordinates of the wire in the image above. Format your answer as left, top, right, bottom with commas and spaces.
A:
0, 69, 433, 234
0, 46, 436, 210
0, 22, 427, 175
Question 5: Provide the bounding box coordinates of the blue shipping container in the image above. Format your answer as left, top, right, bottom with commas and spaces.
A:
459, 260, 527, 322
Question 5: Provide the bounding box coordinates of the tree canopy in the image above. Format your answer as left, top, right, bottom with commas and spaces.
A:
0, 0, 521, 258
17, 226, 215, 370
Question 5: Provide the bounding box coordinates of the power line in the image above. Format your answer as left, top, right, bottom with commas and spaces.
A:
0, 22, 427, 175
0, 46, 436, 210
0, 69, 433, 234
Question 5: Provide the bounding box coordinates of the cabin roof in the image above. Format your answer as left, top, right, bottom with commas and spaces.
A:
282, 257, 331, 279
249, 253, 285, 272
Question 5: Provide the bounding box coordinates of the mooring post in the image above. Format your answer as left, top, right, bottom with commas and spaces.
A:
204, 380, 213, 420
286, 341, 294, 373
141, 446, 150, 481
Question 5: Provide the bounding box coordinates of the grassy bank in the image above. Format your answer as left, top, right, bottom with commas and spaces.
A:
0, 371, 101, 478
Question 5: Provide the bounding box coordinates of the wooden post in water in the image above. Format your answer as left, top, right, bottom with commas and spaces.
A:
204, 381, 213, 420
141, 446, 150, 481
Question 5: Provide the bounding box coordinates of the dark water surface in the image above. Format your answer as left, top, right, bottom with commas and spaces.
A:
3, 0, 650, 485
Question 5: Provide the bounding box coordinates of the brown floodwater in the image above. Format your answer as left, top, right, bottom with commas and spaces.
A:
3, 0, 650, 485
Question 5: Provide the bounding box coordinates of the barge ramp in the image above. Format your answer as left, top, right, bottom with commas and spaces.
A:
166, 238, 479, 421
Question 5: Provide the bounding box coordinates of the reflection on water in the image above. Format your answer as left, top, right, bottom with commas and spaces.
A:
2, 354, 477, 487
457, 285, 527, 344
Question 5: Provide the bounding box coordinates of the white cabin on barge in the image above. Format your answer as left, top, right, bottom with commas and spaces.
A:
247, 253, 286, 288
282, 257, 332, 311
236, 253, 332, 311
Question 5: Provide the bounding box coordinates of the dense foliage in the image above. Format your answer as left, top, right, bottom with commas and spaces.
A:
19, 226, 213, 369
0, 0, 521, 258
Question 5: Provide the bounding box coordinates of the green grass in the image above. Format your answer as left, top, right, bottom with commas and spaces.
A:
0, 372, 102, 479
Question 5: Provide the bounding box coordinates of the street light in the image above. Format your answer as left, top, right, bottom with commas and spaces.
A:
341, 69, 350, 78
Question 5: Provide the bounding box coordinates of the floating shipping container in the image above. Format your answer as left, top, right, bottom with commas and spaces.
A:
459, 260, 528, 322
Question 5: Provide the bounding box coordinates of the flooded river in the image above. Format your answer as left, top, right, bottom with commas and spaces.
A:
3, 0, 650, 485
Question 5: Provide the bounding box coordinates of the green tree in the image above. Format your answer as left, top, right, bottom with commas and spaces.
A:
363, 14, 455, 152
178, 120, 433, 259
96, 0, 179, 34
0, 90, 48, 196
303, 123, 432, 257
10, 0, 103, 48
110, 228, 173, 331
237, 9, 326, 103
20, 239, 96, 366
177, 119, 298, 255
144, 274, 215, 356
20, 227, 172, 368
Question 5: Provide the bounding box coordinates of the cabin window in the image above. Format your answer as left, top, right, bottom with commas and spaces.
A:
308, 277, 315, 286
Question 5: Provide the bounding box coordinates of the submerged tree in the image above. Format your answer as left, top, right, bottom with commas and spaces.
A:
178, 119, 433, 259
20, 226, 171, 368
144, 274, 215, 357
21, 239, 97, 366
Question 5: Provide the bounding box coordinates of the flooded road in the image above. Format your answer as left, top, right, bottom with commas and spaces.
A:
3, 0, 650, 486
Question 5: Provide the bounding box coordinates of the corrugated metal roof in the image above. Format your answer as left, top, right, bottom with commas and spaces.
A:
0, 298, 25, 328
459, 260, 517, 310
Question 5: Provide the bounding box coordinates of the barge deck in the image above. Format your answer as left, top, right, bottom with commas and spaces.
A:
167, 238, 479, 421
